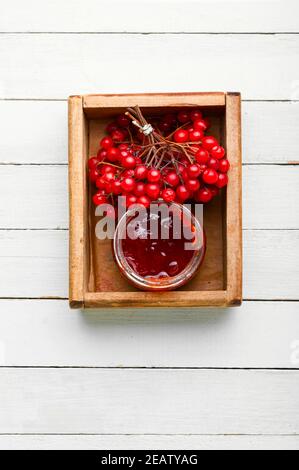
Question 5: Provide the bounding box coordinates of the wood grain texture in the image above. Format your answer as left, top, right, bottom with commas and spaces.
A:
0, 434, 298, 450
83, 92, 226, 115
0, 165, 68, 229
1, 230, 298, 300
1, 101, 299, 165
0, 101, 67, 164
225, 93, 242, 304
1, 0, 298, 33
68, 96, 86, 308
0, 300, 298, 368
0, 368, 298, 434
1, 34, 299, 99
0, 165, 297, 229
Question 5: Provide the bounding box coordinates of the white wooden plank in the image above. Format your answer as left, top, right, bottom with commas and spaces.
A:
0, 230, 68, 298
0, 368, 298, 434
1, 101, 299, 165
243, 101, 299, 164
243, 165, 299, 229
0, 165, 298, 229
0, 166, 68, 229
243, 230, 299, 299
0, 34, 299, 99
0, 434, 298, 450
1, 0, 299, 33
0, 101, 67, 164
0, 229, 298, 300
0, 300, 298, 368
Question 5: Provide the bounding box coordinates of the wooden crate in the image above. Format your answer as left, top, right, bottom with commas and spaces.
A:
68, 92, 242, 308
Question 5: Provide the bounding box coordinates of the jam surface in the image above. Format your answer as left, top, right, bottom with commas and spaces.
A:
121, 210, 197, 279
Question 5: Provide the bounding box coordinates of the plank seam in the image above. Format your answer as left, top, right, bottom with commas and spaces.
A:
0, 32, 299, 35
0, 366, 298, 370
0, 432, 298, 437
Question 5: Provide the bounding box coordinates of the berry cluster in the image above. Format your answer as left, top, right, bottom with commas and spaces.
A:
89, 106, 229, 208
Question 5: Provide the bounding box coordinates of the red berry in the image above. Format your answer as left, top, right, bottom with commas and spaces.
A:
186, 178, 200, 191
202, 168, 218, 185
95, 176, 106, 190
193, 119, 207, 132
189, 129, 203, 142
189, 144, 201, 154
121, 177, 135, 193
190, 109, 202, 121
89, 167, 100, 182
218, 158, 230, 173
146, 183, 160, 200
126, 194, 138, 207
196, 187, 212, 203
202, 136, 218, 150
161, 188, 176, 202
137, 195, 151, 208
97, 149, 108, 161
122, 169, 135, 178
106, 122, 118, 134
106, 147, 120, 162
159, 120, 171, 132
147, 168, 161, 183
210, 186, 219, 198
173, 129, 189, 143
181, 168, 189, 181
101, 164, 115, 174
216, 173, 228, 188
176, 185, 191, 202
203, 117, 210, 129
100, 136, 113, 149
134, 182, 146, 197
187, 164, 201, 178
121, 155, 136, 169
207, 157, 219, 170
118, 143, 128, 151
93, 193, 108, 206
164, 113, 177, 126
104, 171, 115, 183
164, 171, 180, 187
120, 149, 130, 159
210, 145, 225, 159
198, 164, 207, 173
88, 157, 99, 170
111, 129, 125, 142
111, 179, 122, 195
177, 111, 190, 123
135, 165, 148, 180
104, 175, 114, 193
179, 156, 190, 165
195, 148, 209, 164
117, 113, 130, 127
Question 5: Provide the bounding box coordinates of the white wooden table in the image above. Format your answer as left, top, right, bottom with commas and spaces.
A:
0, 0, 299, 450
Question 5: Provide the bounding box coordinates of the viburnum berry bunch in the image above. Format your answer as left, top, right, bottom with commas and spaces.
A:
88, 105, 229, 208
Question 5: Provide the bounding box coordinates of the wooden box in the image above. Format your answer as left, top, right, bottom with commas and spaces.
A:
68, 92, 242, 308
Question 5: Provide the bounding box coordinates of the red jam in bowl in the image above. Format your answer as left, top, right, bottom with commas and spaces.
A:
113, 202, 205, 291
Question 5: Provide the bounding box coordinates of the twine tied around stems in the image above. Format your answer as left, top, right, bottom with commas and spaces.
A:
131, 121, 153, 136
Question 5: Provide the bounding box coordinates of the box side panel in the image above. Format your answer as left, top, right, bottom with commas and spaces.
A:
225, 93, 243, 305
84, 291, 228, 309
83, 92, 225, 118
68, 96, 87, 308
